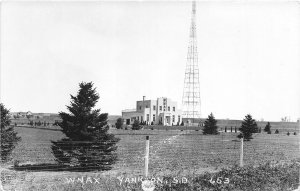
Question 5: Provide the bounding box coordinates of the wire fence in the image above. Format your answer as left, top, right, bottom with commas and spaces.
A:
1, 125, 299, 177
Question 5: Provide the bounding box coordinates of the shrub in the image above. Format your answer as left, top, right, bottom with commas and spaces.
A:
151, 121, 154, 125
287, 132, 290, 136
180, 121, 184, 126
202, 113, 219, 135
275, 129, 279, 134
238, 114, 258, 141
115, 118, 123, 129
264, 122, 271, 132
294, 132, 297, 135
132, 120, 141, 130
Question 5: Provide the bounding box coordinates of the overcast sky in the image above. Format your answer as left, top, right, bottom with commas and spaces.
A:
1, 1, 299, 121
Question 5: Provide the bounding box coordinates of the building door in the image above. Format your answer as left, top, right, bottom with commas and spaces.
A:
166, 116, 170, 125
126, 119, 130, 125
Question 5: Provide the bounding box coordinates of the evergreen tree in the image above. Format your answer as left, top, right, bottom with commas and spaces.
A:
0, 103, 21, 162
202, 113, 219, 135
115, 118, 123, 129
237, 114, 258, 141
253, 122, 259, 133
264, 122, 271, 133
51, 82, 119, 171
132, 120, 141, 130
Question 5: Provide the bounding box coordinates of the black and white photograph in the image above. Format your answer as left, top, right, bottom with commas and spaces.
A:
0, 0, 299, 190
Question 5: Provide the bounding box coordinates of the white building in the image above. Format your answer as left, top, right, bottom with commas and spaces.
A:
122, 96, 182, 126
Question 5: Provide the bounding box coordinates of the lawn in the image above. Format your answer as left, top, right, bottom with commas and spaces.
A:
0, 126, 299, 190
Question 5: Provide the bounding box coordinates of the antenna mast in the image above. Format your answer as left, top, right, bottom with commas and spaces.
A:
182, 1, 201, 124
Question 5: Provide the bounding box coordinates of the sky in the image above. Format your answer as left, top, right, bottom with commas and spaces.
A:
1, 1, 300, 122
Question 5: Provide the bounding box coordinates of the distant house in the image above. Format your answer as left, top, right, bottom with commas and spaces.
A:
122, 96, 182, 126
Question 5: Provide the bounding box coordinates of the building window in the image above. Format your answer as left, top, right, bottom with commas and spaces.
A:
173, 107, 175, 112
139, 106, 142, 110
146, 105, 148, 108
178, 115, 180, 123
168, 106, 170, 111
137, 116, 139, 121
153, 114, 155, 121
147, 114, 149, 122
172, 115, 175, 123
159, 106, 162, 111
153, 105, 156, 110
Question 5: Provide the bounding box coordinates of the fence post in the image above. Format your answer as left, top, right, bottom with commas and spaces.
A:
240, 137, 244, 167
0, 168, 4, 191
145, 136, 150, 178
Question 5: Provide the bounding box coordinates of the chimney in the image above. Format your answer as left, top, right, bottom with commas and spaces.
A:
143, 96, 145, 102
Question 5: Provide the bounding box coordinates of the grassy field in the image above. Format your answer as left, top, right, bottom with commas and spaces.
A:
1, 126, 299, 190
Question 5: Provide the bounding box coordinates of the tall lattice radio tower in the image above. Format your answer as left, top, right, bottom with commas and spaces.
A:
182, 1, 201, 121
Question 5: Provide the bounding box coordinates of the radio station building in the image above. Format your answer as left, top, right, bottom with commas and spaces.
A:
122, 96, 182, 126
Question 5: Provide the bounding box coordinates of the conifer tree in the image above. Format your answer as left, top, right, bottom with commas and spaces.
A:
264, 122, 271, 133
115, 118, 123, 129
238, 114, 258, 141
0, 103, 21, 162
202, 113, 219, 135
51, 82, 119, 171
132, 120, 141, 130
